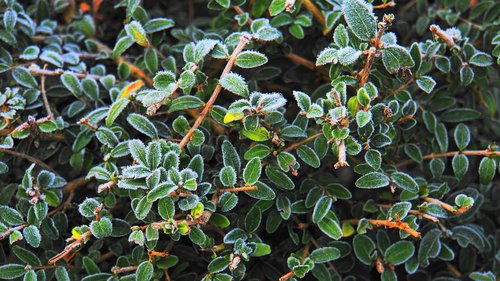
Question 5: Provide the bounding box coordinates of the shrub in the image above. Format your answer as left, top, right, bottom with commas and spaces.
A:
0, 0, 498, 280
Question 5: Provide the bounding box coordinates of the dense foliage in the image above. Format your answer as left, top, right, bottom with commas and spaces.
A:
0, 0, 499, 280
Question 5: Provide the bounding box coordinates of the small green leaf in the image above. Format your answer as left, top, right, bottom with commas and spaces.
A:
243, 157, 262, 185
478, 157, 496, 185
342, 0, 377, 41
168, 96, 204, 113
269, 0, 286, 16
12, 68, 38, 89
125, 20, 149, 47
208, 256, 230, 273
385, 241, 415, 265
242, 127, 269, 141
90, 217, 113, 239
355, 172, 390, 189
61, 73, 82, 97
309, 247, 341, 263
452, 154, 469, 181
0, 264, 25, 279
381, 46, 415, 74
353, 234, 377, 265
236, 51, 268, 68
136, 261, 154, 281
391, 172, 419, 193
312, 196, 332, 223
127, 113, 158, 138
220, 72, 249, 97
297, 145, 321, 168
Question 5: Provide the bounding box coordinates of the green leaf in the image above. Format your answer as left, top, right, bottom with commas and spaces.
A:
0, 205, 23, 225
385, 241, 415, 265
127, 113, 158, 138
293, 91, 311, 112
381, 46, 415, 74
306, 103, 324, 118
452, 154, 469, 181
219, 192, 238, 212
220, 72, 249, 97
222, 140, 241, 172
0, 264, 25, 279
441, 108, 481, 123
245, 181, 276, 200
125, 20, 149, 47
90, 217, 113, 239
3, 9, 17, 32
365, 149, 381, 170
342, 0, 376, 41
297, 145, 321, 168
435, 123, 448, 153
355, 172, 390, 189
478, 157, 496, 185
242, 127, 269, 141
244, 144, 271, 160
469, 272, 496, 281
245, 206, 262, 232
265, 165, 294, 190
12, 246, 41, 266
112, 35, 134, 57
309, 247, 341, 263
144, 18, 175, 33
469, 52, 493, 67
208, 256, 230, 273
353, 235, 377, 265
22, 226, 41, 248
168, 96, 204, 113
356, 110, 372, 128
236, 51, 268, 68
106, 99, 130, 127
338, 46, 361, 65
219, 166, 237, 187
404, 144, 423, 163
312, 196, 332, 223
418, 229, 441, 267
269, 0, 286, 16
243, 157, 262, 185
455, 194, 474, 208
144, 48, 158, 73
12, 68, 38, 89
316, 48, 338, 66
391, 172, 419, 193
136, 261, 154, 281
61, 73, 82, 97
318, 216, 342, 240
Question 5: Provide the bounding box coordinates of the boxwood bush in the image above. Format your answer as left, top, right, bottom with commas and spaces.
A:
0, 0, 499, 280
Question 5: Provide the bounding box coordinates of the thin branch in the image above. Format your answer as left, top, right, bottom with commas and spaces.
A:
218, 185, 257, 193
302, 0, 325, 26
0, 223, 28, 240
40, 64, 53, 118
48, 230, 92, 264
373, 1, 395, 9
422, 197, 471, 215
112, 265, 138, 275
179, 34, 252, 148
396, 149, 500, 167
0, 148, 57, 174
429, 25, 456, 48
284, 132, 322, 152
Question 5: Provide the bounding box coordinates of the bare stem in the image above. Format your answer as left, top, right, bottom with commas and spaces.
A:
179, 34, 252, 148
40, 64, 53, 117
396, 149, 500, 167
218, 185, 257, 193
0, 223, 28, 240
0, 148, 57, 174
284, 133, 323, 152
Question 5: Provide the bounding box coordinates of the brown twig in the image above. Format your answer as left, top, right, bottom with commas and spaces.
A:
302, 0, 325, 27
278, 271, 295, 281
345, 218, 421, 238
377, 204, 439, 222
429, 25, 455, 48
396, 149, 500, 167
218, 185, 257, 193
0, 223, 28, 240
284, 133, 323, 152
111, 265, 139, 275
0, 148, 57, 174
389, 77, 415, 95
40, 64, 53, 118
373, 1, 395, 9
422, 197, 471, 215
48, 230, 92, 264
178, 34, 252, 148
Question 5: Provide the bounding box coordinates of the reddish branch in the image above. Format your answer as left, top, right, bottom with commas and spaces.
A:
396, 149, 500, 167
179, 34, 252, 148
